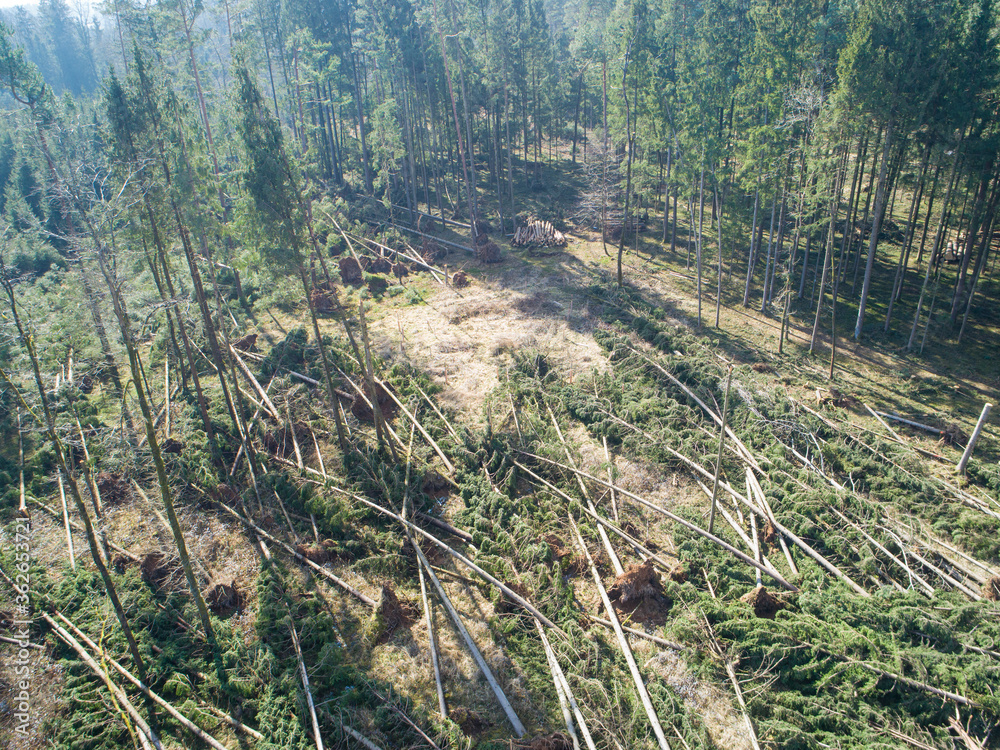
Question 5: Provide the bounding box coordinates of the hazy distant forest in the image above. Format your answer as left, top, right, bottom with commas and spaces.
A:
2, 0, 1000, 748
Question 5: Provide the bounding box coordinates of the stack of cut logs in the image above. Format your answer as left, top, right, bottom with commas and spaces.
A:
512, 219, 567, 248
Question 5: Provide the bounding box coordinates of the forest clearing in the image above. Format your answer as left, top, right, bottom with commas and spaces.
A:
1, 0, 1000, 748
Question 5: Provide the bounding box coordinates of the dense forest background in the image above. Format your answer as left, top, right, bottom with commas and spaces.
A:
0, 0, 998, 363
2, 0, 1000, 748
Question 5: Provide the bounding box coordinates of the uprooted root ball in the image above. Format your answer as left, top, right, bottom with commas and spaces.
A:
311, 289, 336, 312
203, 580, 241, 614
339, 257, 363, 285
366, 585, 416, 644
606, 560, 672, 625
233, 332, 258, 351
295, 540, 337, 564
351, 381, 398, 422
983, 575, 1000, 601
740, 585, 785, 619
422, 240, 443, 264
262, 422, 313, 459
476, 240, 502, 263
96, 472, 131, 506
140, 552, 174, 590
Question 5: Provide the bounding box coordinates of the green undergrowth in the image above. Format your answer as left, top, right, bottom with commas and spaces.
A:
479, 285, 1000, 747
16, 561, 241, 749
674, 524, 1000, 748
581, 283, 1000, 562
15, 290, 999, 750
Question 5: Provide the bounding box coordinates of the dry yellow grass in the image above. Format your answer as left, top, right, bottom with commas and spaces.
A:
368, 268, 607, 426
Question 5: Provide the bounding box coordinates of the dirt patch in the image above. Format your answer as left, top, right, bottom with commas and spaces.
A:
982, 575, 1000, 601
669, 564, 687, 583
751, 362, 774, 373
350, 381, 398, 423
516, 733, 573, 750
96, 472, 131, 506
262, 422, 313, 459
203, 580, 242, 615
372, 584, 415, 644
740, 585, 784, 619
450, 706, 491, 735
606, 560, 671, 625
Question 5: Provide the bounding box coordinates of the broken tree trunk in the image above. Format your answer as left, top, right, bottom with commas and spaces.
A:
413, 540, 526, 736
569, 515, 671, 750
49, 611, 233, 750
288, 609, 324, 750
419, 565, 447, 719
522, 453, 799, 592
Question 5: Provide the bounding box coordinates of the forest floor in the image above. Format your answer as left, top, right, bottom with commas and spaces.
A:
3, 155, 1000, 750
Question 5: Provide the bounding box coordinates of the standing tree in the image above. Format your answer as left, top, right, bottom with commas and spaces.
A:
233, 65, 351, 451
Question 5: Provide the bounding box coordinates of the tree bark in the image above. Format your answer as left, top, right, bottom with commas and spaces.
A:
853, 121, 894, 340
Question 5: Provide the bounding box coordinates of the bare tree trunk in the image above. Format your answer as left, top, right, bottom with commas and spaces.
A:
352, 53, 374, 194
810, 177, 841, 354
760, 194, 777, 313
617, 40, 635, 287
957, 216, 994, 342
743, 177, 760, 307
662, 147, 672, 243
908, 143, 961, 351
571, 67, 585, 164
916, 157, 943, 265
715, 174, 725, 328
433, 0, 478, 244
854, 122, 894, 340
696, 158, 704, 326
949, 164, 998, 325
886, 144, 931, 332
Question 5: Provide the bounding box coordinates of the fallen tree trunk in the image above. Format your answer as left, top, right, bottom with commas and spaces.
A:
518, 454, 799, 593
569, 515, 671, 750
